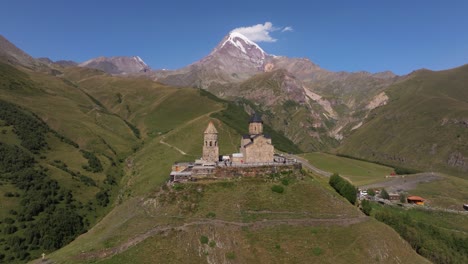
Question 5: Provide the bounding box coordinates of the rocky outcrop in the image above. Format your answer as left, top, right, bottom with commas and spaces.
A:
447, 152, 468, 171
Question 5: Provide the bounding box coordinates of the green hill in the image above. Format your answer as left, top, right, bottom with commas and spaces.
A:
0, 61, 303, 262
339, 65, 468, 178
40, 173, 428, 264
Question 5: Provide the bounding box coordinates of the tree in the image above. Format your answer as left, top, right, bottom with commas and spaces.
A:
367, 189, 376, 197
329, 173, 341, 189
381, 188, 390, 200
361, 200, 372, 215
341, 184, 357, 205
399, 193, 407, 203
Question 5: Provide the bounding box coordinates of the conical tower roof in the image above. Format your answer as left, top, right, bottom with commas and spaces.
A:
204, 121, 218, 133
249, 112, 263, 123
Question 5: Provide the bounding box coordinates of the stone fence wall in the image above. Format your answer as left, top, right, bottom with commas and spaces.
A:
212, 163, 302, 179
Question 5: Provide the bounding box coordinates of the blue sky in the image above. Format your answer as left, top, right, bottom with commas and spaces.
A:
1, 0, 467, 75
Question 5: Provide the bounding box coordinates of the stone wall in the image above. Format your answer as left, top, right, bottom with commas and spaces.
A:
213, 163, 302, 179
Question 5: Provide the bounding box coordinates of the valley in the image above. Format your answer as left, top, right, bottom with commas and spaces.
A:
0, 30, 467, 264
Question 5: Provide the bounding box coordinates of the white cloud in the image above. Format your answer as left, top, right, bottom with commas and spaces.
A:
232, 22, 292, 43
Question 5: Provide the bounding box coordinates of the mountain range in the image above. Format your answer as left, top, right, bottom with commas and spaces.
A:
0, 31, 467, 263
0, 31, 467, 175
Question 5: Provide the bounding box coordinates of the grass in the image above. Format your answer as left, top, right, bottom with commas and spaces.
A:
211, 101, 303, 154
96, 218, 427, 264
410, 174, 468, 209
163, 116, 239, 159
300, 152, 394, 185
339, 65, 468, 178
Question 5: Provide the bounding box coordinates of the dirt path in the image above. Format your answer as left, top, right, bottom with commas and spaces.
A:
75, 215, 369, 262
155, 108, 225, 156
159, 138, 187, 155
287, 154, 332, 177
360, 172, 443, 192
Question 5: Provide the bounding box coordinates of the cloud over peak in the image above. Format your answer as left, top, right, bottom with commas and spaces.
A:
232, 22, 292, 43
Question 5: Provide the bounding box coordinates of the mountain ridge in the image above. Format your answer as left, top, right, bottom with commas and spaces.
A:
79, 55, 150, 74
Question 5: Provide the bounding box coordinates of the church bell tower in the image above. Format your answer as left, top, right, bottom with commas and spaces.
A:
248, 112, 263, 135
202, 121, 219, 162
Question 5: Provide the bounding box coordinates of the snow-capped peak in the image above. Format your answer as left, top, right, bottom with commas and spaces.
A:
220, 31, 266, 56
134, 56, 147, 66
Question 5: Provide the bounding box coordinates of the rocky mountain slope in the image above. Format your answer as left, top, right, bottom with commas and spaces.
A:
0, 35, 38, 68
1, 34, 466, 263
79, 56, 150, 74
339, 65, 468, 177
153, 32, 401, 151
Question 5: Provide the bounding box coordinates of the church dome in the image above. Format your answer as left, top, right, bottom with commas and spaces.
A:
249, 113, 263, 123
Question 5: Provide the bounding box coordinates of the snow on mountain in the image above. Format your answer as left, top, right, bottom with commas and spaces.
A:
220, 32, 265, 56
79, 56, 150, 74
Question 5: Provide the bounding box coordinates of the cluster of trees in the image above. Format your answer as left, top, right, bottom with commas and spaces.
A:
0, 99, 125, 262
329, 173, 357, 204
80, 150, 103, 173
0, 149, 86, 262
0, 143, 35, 173
0, 100, 49, 152
375, 208, 468, 263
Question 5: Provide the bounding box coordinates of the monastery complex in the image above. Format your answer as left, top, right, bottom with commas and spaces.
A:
170, 113, 301, 182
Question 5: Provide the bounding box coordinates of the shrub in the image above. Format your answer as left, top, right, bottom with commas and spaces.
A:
4, 218, 15, 224
95, 191, 109, 207
329, 173, 357, 204
399, 193, 407, 203
172, 183, 184, 191
361, 200, 372, 216
271, 185, 284, 194
226, 252, 236, 260
281, 178, 289, 186
206, 212, 216, 218
80, 150, 103, 173
4, 225, 18, 234
200, 235, 209, 244
312, 247, 323, 256
209, 241, 216, 247
380, 188, 390, 200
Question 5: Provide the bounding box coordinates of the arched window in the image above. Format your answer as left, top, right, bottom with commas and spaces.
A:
209, 141, 212, 146
205, 141, 207, 146
215, 141, 217, 146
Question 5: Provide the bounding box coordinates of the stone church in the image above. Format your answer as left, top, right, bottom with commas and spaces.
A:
202, 113, 274, 164
239, 113, 274, 163
170, 114, 297, 182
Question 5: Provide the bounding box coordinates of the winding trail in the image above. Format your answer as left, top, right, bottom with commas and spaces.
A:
286, 154, 332, 177
159, 138, 187, 155
75, 215, 369, 261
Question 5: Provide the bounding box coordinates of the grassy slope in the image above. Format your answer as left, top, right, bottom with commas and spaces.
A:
45, 174, 427, 264
37, 98, 424, 263
410, 174, 468, 209
301, 153, 468, 209
339, 65, 468, 177
300, 152, 394, 185
0, 63, 429, 263
99, 219, 426, 264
